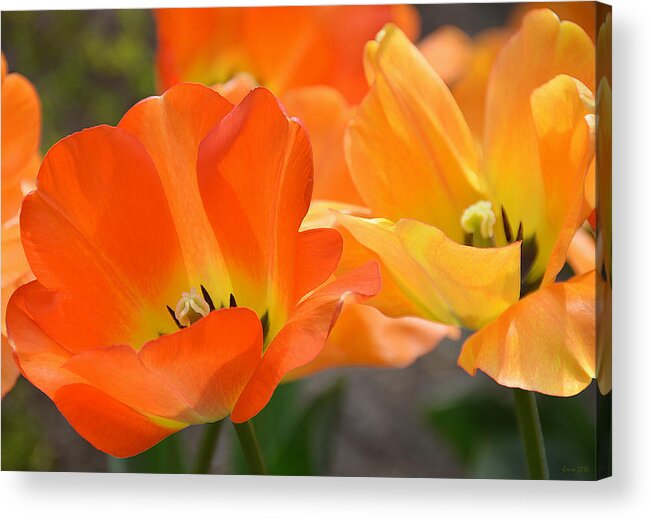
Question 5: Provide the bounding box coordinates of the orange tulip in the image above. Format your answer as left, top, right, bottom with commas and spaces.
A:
340, 10, 597, 396
1, 53, 40, 398
154, 5, 419, 103
6, 83, 380, 457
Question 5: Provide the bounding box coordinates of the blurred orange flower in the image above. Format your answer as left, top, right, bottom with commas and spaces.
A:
154, 6, 419, 207
339, 10, 597, 396
1, 53, 40, 398
6, 83, 380, 457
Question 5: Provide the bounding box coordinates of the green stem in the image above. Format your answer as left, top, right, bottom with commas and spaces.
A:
193, 420, 223, 474
233, 421, 268, 475
513, 388, 549, 479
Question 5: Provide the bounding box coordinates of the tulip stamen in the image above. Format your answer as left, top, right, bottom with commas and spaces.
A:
174, 287, 211, 327
461, 200, 496, 248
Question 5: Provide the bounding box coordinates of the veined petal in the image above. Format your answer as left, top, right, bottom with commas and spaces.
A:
347, 24, 484, 241
20, 126, 187, 350
118, 83, 234, 299
287, 303, 453, 379
230, 261, 381, 422
336, 214, 521, 330
483, 9, 595, 249
282, 86, 363, 205
458, 271, 596, 397
197, 88, 315, 331
529, 75, 595, 285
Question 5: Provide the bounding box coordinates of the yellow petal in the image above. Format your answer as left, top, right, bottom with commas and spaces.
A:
530, 74, 595, 285
483, 9, 595, 252
567, 227, 595, 276
346, 24, 484, 242
336, 214, 521, 330
458, 271, 596, 397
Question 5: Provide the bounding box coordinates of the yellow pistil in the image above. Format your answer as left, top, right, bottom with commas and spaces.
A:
174, 287, 210, 327
461, 200, 496, 247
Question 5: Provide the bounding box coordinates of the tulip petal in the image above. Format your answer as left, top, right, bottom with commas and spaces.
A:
61, 307, 262, 424
54, 384, 181, 458
282, 86, 363, 205
347, 24, 483, 241
337, 214, 521, 330
483, 9, 595, 253
287, 303, 453, 379
458, 271, 596, 397
119, 83, 234, 298
529, 74, 595, 284
2, 65, 41, 222
1, 335, 20, 398
197, 88, 315, 323
20, 126, 187, 350
230, 261, 381, 422
567, 228, 596, 275
293, 228, 343, 302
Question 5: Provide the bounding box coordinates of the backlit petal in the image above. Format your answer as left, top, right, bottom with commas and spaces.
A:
20, 126, 187, 350
118, 83, 234, 298
197, 88, 313, 327
347, 24, 483, 241
336, 214, 521, 330
458, 271, 596, 397
418, 25, 473, 85
483, 9, 595, 252
1, 335, 20, 398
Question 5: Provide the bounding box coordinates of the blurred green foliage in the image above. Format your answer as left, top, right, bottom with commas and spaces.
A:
2, 10, 156, 150
427, 382, 597, 480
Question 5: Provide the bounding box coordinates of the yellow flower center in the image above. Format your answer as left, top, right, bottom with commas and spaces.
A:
174, 287, 210, 327
461, 200, 496, 242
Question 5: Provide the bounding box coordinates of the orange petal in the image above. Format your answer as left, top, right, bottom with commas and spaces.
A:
288, 303, 452, 379
54, 384, 181, 458
567, 227, 596, 275
155, 5, 419, 103
336, 214, 521, 330
2, 63, 41, 222
511, 2, 597, 42
20, 126, 187, 350
61, 307, 262, 424
230, 261, 381, 422
458, 271, 596, 397
2, 216, 33, 335
282, 86, 363, 205
347, 24, 483, 242
483, 9, 595, 253
451, 28, 511, 141
214, 72, 258, 105
529, 75, 595, 285
1, 334, 20, 398
118, 83, 234, 298
418, 25, 473, 86
293, 228, 343, 303
196, 88, 314, 324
